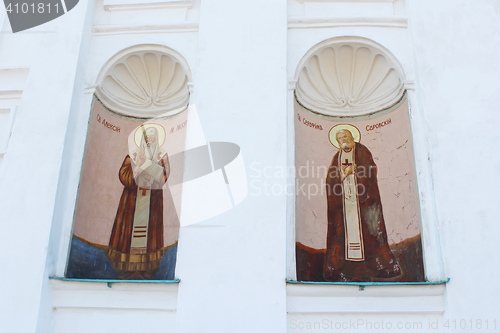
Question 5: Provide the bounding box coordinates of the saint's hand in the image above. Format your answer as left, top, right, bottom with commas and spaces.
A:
137, 153, 146, 166
143, 174, 153, 183
343, 165, 356, 176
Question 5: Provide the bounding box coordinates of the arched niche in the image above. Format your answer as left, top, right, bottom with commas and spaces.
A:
66, 45, 191, 280
294, 37, 424, 283
295, 36, 405, 118
95, 44, 192, 118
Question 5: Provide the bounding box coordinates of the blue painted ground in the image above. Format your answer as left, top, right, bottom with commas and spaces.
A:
66, 236, 177, 280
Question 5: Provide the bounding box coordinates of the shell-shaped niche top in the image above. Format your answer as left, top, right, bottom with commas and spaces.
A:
295, 39, 405, 117
96, 49, 190, 117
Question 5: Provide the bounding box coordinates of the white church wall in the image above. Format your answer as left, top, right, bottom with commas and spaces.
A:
30, 0, 287, 331
0, 68, 28, 167
174, 0, 289, 332
47, 1, 200, 333
50, 280, 178, 333
0, 0, 499, 332
0, 0, 93, 331
285, 0, 500, 332
408, 0, 500, 328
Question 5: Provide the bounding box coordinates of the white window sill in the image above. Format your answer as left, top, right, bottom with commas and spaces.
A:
49, 277, 179, 311
286, 279, 448, 314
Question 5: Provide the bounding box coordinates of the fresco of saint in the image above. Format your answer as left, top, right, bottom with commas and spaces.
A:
324, 124, 402, 282
107, 124, 171, 280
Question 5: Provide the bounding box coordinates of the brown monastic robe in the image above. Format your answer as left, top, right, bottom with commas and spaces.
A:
107, 153, 170, 272
324, 142, 401, 281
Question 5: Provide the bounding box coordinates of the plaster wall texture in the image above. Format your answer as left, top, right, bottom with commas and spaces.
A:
174, 1, 288, 332
0, 0, 499, 332
0, 0, 93, 332
407, 0, 500, 326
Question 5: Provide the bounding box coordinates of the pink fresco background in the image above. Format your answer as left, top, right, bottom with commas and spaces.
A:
295, 98, 421, 249
72, 98, 187, 247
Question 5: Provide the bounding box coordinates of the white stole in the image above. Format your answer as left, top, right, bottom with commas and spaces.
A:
130, 173, 153, 252
129, 150, 165, 253
340, 148, 365, 261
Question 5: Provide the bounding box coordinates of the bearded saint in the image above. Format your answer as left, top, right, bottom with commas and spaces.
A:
324, 128, 402, 282
107, 125, 170, 280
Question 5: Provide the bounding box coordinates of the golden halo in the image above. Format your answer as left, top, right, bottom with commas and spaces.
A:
134, 123, 166, 147
329, 124, 361, 148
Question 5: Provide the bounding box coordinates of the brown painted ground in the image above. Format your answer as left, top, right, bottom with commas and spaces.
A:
296, 234, 425, 282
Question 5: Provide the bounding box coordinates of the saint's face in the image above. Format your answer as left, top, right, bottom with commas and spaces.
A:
145, 135, 156, 146
336, 131, 355, 151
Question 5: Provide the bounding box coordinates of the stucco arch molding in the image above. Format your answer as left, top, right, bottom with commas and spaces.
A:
95, 44, 193, 118
294, 37, 406, 117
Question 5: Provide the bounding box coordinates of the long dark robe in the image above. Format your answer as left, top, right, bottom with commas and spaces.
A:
107, 154, 170, 272
324, 142, 401, 281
